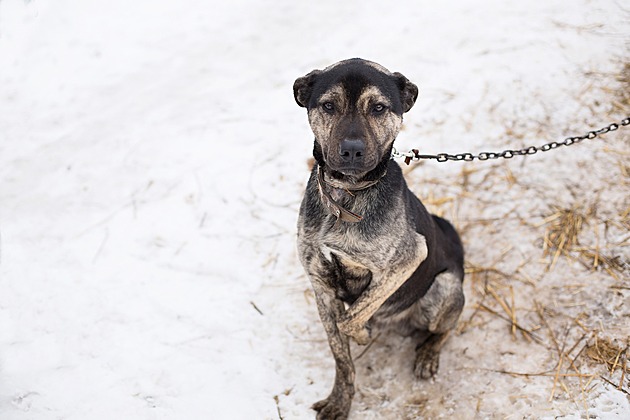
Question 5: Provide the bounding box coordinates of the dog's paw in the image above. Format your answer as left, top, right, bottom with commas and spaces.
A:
312, 391, 353, 420
414, 348, 440, 379
337, 320, 370, 345
349, 327, 370, 345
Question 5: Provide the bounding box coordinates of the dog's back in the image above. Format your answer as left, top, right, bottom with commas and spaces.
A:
432, 214, 465, 277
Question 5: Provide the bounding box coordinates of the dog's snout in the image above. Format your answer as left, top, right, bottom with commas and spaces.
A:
339, 139, 365, 162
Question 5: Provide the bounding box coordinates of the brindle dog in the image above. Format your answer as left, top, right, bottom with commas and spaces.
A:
294, 58, 465, 419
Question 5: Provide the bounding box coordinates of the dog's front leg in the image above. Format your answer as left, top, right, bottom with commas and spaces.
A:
311, 283, 356, 420
338, 233, 428, 341
336, 271, 408, 342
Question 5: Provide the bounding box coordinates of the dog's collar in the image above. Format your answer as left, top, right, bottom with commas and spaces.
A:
317, 166, 382, 224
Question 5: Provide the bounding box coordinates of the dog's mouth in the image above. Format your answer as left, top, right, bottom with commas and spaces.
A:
329, 164, 373, 177
324, 153, 391, 189
324, 161, 379, 184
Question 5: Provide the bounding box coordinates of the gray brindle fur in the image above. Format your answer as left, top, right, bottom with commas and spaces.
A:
294, 58, 465, 419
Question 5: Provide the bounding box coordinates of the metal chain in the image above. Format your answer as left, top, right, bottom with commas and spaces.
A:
392, 117, 630, 165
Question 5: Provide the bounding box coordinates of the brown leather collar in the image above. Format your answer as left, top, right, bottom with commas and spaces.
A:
316, 166, 382, 224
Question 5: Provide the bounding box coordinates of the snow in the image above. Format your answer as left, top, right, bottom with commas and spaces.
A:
0, 0, 628, 419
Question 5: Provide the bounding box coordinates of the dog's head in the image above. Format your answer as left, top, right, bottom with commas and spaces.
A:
294, 58, 418, 180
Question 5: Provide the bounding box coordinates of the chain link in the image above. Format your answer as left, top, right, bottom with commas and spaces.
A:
392, 117, 630, 165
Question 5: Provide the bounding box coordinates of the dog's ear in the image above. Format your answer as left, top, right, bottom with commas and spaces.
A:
393, 72, 419, 113
293, 70, 322, 108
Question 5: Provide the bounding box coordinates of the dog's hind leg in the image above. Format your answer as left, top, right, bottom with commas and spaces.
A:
414, 332, 450, 379
410, 270, 465, 379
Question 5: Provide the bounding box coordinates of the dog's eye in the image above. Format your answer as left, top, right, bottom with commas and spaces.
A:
372, 104, 386, 114
322, 102, 335, 113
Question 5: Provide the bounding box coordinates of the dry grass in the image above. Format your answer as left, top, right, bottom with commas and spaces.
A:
613, 62, 630, 113
539, 204, 629, 278
585, 336, 629, 375
541, 205, 589, 269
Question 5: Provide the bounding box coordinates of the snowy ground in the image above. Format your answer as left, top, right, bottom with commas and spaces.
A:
0, 0, 628, 419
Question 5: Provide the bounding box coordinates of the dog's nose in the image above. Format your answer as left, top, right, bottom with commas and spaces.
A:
339, 139, 365, 163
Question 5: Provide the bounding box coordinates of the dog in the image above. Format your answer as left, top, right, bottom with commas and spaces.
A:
293, 58, 465, 419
